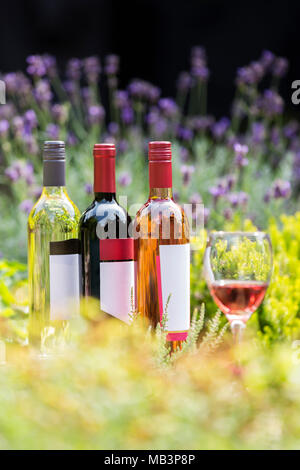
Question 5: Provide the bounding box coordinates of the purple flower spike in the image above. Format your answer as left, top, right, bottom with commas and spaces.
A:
24, 110, 38, 130
118, 171, 132, 187
34, 80, 53, 104
283, 121, 299, 140
260, 50, 275, 69
67, 132, 78, 147
272, 57, 288, 78
234, 142, 249, 167
272, 179, 291, 199
251, 122, 265, 145
12, 116, 24, 136
179, 147, 189, 162
158, 98, 178, 118
43, 54, 57, 78
0, 119, 9, 137
51, 104, 68, 124
46, 123, 60, 140
88, 105, 105, 125
85, 183, 93, 195
19, 199, 34, 215
108, 122, 119, 136
67, 58, 82, 80
118, 139, 129, 154
223, 208, 233, 221
181, 165, 195, 185
115, 90, 129, 109
177, 72, 192, 91
26, 55, 46, 77
257, 89, 284, 117
212, 117, 230, 139
121, 106, 134, 125
228, 191, 248, 208
84, 56, 101, 83
178, 126, 193, 141
105, 55, 120, 75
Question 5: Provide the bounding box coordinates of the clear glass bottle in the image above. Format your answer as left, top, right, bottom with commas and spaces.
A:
28, 141, 81, 353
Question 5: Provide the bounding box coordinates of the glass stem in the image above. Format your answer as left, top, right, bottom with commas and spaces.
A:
230, 320, 246, 345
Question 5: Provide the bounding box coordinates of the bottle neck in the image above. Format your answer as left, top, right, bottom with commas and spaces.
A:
94, 156, 116, 193
43, 160, 65, 187
149, 160, 172, 191
149, 188, 172, 199
94, 192, 116, 202
42, 186, 66, 197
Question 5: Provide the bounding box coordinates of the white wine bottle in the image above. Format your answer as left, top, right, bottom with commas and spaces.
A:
28, 141, 81, 353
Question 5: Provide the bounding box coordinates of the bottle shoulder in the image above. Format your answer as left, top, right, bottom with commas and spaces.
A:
135, 198, 187, 220
28, 192, 80, 229
80, 198, 131, 228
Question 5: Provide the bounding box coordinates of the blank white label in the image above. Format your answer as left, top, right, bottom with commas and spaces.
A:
49, 254, 81, 320
159, 244, 190, 332
100, 261, 134, 323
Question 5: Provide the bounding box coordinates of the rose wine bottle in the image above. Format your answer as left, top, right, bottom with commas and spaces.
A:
28, 141, 81, 352
80, 143, 134, 322
134, 141, 190, 350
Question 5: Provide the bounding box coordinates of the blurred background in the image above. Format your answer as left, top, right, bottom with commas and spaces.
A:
1, 0, 299, 117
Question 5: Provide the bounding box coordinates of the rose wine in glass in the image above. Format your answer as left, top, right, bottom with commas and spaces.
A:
204, 232, 272, 342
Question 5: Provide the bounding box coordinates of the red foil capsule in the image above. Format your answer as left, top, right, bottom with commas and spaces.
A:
148, 141, 172, 188
93, 143, 116, 193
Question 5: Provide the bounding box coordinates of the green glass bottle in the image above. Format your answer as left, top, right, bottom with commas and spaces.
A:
28, 141, 81, 353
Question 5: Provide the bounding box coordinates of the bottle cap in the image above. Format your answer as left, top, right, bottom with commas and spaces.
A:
93, 143, 115, 158
43, 141, 65, 160
148, 141, 172, 161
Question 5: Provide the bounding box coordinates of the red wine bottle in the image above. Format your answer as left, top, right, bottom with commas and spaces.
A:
80, 143, 134, 322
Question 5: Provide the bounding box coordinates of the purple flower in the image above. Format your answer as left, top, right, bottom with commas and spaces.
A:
31, 186, 43, 199
158, 98, 178, 118
85, 183, 93, 195
12, 116, 24, 136
211, 117, 230, 139
5, 164, 21, 182
178, 126, 193, 141
260, 50, 275, 69
26, 55, 46, 77
67, 132, 78, 147
228, 191, 249, 208
190, 115, 215, 132
203, 208, 210, 225
191, 46, 206, 62
84, 56, 101, 83
181, 165, 194, 186
63, 80, 76, 98
257, 89, 284, 117
270, 126, 280, 146
272, 57, 288, 78
23, 134, 39, 155
34, 80, 53, 105
283, 121, 298, 140
236, 66, 257, 86
118, 139, 129, 154
67, 58, 82, 80
46, 123, 60, 140
272, 179, 291, 199
118, 171, 132, 187
0, 120, 9, 137
108, 122, 119, 136
114, 90, 129, 109
24, 109, 38, 130
128, 80, 157, 100
223, 208, 233, 220
209, 185, 227, 202
19, 199, 34, 215
234, 142, 249, 167
153, 118, 167, 137
105, 55, 120, 75
264, 189, 272, 203
189, 193, 202, 204
4, 72, 31, 96
43, 55, 57, 77
179, 147, 189, 162
51, 104, 68, 124
88, 105, 105, 125
121, 106, 134, 125
0, 104, 15, 120
251, 122, 265, 145
177, 71, 193, 91
22, 162, 34, 185
225, 174, 237, 191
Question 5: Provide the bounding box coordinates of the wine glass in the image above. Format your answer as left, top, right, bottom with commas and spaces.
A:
204, 232, 273, 343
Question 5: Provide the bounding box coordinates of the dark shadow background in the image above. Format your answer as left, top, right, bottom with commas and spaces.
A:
0, 0, 299, 117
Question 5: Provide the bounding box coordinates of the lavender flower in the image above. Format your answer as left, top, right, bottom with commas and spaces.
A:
5, 164, 21, 182
46, 123, 60, 140
181, 165, 195, 185
63, 80, 76, 98
251, 122, 265, 145
0, 120, 9, 137
0, 104, 15, 120
283, 121, 298, 140
225, 174, 237, 191
211, 117, 230, 139
84, 56, 101, 83
153, 118, 168, 137
4, 72, 31, 96
178, 126, 193, 141
189, 193, 202, 204
272, 179, 291, 199
228, 191, 249, 208
114, 90, 129, 109
234, 142, 249, 167
191, 58, 209, 81
26, 55, 46, 77
158, 98, 178, 118
270, 126, 280, 146
108, 122, 119, 136
67, 132, 78, 147
190, 115, 215, 132
257, 89, 284, 117
88, 105, 105, 125
118, 139, 129, 154
118, 171, 132, 187
43, 55, 57, 78
23, 134, 39, 155
85, 183, 93, 195
22, 162, 34, 185
272, 57, 288, 78
34, 80, 53, 105
24, 110, 38, 130
209, 184, 227, 203
179, 147, 189, 162
260, 50, 275, 69
12, 116, 24, 136
30, 186, 43, 199
105, 55, 120, 75
121, 106, 134, 125
19, 199, 33, 215
223, 208, 233, 220
67, 58, 82, 80
51, 104, 68, 124
177, 72, 192, 91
